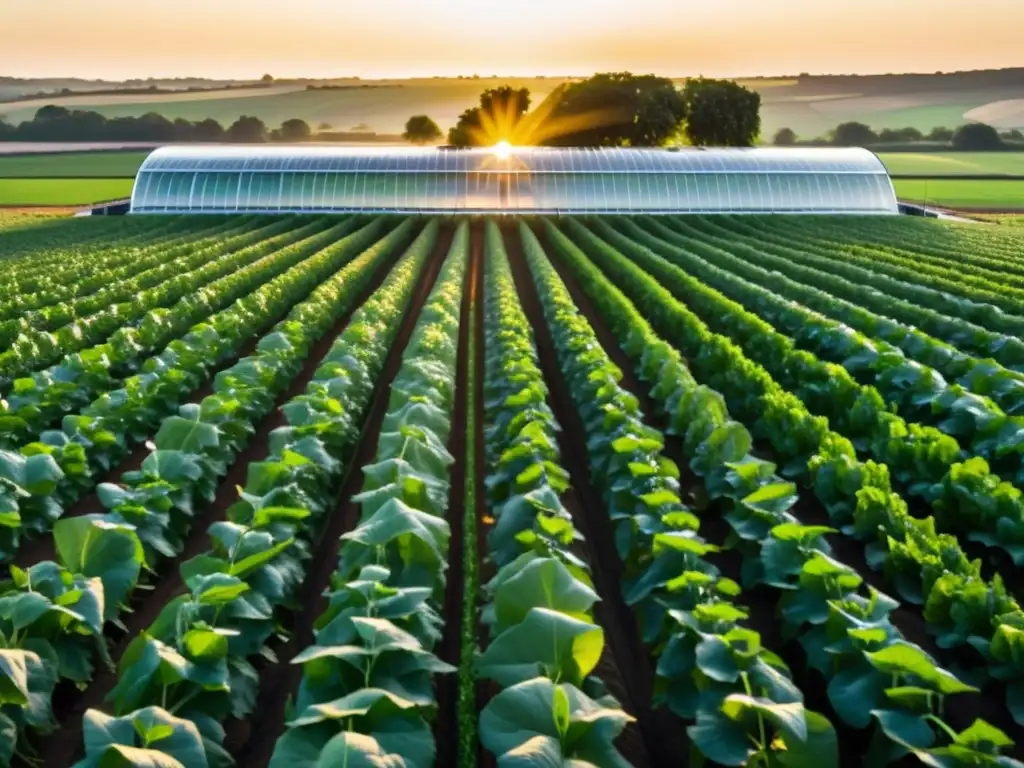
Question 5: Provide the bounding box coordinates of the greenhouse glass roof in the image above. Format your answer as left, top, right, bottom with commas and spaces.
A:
130, 145, 899, 215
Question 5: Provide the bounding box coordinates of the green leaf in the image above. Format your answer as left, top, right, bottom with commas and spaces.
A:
871, 709, 935, 751
777, 710, 839, 768
688, 708, 754, 766
54, 516, 143, 618
191, 574, 250, 606
182, 628, 229, 662
479, 678, 632, 767
491, 558, 599, 633
154, 414, 220, 453
80, 706, 209, 767
722, 694, 807, 744
0, 648, 37, 706
476, 607, 603, 688
229, 538, 294, 580
866, 643, 977, 695
317, 732, 406, 768
0, 712, 16, 766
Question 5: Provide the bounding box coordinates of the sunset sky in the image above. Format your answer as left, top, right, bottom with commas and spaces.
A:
2, 0, 1021, 80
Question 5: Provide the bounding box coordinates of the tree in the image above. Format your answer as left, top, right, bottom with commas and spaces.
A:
680, 78, 761, 147
878, 126, 923, 143
927, 126, 954, 142
277, 118, 312, 142
1000, 129, 1024, 142
403, 115, 443, 144
952, 122, 1003, 150
447, 86, 531, 147
34, 105, 70, 121
540, 72, 685, 147
193, 118, 225, 142
773, 127, 797, 146
225, 115, 269, 142
172, 117, 194, 141
832, 121, 878, 146
261, 74, 275, 83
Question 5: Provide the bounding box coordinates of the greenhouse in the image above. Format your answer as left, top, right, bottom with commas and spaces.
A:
129, 145, 899, 215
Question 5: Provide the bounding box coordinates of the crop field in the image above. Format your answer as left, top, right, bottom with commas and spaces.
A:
4, 212, 1024, 767
880, 152, 1024, 177
0, 178, 135, 206
892, 178, 1024, 210
0, 151, 150, 178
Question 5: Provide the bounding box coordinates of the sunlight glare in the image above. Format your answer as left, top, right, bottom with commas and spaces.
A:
493, 140, 514, 159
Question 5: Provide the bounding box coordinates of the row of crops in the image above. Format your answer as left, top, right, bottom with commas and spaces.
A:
2, 211, 1024, 767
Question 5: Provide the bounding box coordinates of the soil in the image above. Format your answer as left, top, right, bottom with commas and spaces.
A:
232, 222, 456, 768
31, 222, 438, 768
503, 222, 688, 767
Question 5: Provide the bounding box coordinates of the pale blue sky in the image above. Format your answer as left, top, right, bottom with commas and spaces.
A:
2, 0, 1021, 79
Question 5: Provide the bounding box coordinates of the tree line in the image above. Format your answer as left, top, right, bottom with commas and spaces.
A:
0, 105, 317, 143
403, 73, 762, 148
773, 122, 1024, 150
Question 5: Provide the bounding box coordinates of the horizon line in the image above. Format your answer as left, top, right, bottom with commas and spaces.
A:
4, 64, 1024, 84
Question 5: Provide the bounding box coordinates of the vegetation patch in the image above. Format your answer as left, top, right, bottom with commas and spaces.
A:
0, 178, 134, 206
892, 179, 1024, 210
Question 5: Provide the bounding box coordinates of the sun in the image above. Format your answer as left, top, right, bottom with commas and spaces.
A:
492, 140, 514, 159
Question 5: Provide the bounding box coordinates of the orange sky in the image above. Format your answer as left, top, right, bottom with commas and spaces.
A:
2, 0, 1021, 80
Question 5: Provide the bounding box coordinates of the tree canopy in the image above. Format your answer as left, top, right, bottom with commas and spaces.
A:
679, 78, 761, 147
403, 115, 443, 144
538, 72, 686, 147
773, 127, 797, 146
447, 86, 531, 147
274, 118, 312, 142
952, 122, 1004, 150
832, 121, 878, 147
225, 115, 269, 142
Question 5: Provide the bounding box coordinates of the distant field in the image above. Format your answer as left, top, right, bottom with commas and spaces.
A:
0, 79, 564, 136
879, 152, 1024, 176
0, 178, 134, 206
4, 76, 1022, 139
0, 85, 302, 114
892, 179, 1024, 210
0, 151, 148, 177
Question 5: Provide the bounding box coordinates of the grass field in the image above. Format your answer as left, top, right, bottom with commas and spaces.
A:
879, 152, 1024, 176
0, 178, 134, 206
892, 178, 1024, 209
0, 150, 148, 178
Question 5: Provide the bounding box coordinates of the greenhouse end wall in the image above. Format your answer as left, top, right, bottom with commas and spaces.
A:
129, 145, 900, 215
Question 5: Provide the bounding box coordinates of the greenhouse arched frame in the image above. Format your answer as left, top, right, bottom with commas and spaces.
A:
129, 145, 899, 215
